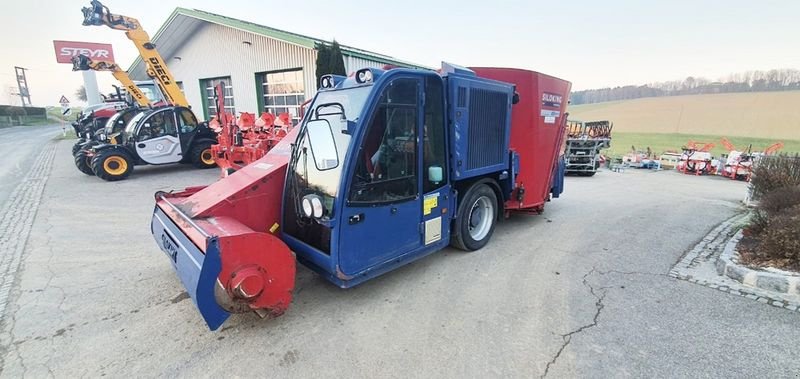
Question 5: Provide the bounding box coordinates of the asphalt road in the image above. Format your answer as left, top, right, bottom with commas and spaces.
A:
0, 124, 63, 206
2, 140, 799, 377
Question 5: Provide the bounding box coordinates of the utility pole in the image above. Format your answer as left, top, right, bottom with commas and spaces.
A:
14, 66, 32, 107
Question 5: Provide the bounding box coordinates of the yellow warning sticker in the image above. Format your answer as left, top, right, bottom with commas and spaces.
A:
423, 193, 439, 215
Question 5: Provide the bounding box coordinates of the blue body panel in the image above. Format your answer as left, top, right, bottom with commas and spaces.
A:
151, 207, 229, 330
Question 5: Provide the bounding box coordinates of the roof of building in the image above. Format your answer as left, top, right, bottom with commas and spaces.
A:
128, 7, 426, 75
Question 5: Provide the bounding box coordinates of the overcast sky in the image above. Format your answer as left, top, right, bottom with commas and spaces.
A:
1, 0, 798, 106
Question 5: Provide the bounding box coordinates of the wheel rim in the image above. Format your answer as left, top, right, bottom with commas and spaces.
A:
201, 149, 215, 165
468, 195, 493, 241
103, 156, 127, 175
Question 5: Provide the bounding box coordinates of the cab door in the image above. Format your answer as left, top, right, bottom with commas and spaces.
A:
338, 77, 424, 276
135, 109, 183, 164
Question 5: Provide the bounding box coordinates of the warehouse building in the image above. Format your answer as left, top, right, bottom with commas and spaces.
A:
128, 8, 424, 123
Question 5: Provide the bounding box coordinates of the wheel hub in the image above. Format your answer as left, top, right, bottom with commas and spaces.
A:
468, 196, 493, 241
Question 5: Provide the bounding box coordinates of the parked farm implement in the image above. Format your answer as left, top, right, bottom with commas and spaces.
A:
677, 141, 717, 175
564, 120, 612, 176
151, 64, 571, 330
207, 83, 296, 176
719, 137, 784, 181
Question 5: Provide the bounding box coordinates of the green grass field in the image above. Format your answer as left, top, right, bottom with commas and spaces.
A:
604, 132, 800, 158
568, 91, 800, 158
45, 106, 82, 122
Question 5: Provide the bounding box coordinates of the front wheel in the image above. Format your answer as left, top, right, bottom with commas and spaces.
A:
451, 182, 498, 251
92, 150, 133, 181
74, 150, 94, 176
72, 140, 85, 155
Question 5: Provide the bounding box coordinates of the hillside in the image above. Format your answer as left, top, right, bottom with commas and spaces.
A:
568, 91, 800, 141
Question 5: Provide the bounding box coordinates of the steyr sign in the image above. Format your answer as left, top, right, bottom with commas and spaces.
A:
53, 40, 115, 64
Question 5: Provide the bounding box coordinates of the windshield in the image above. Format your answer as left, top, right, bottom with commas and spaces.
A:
125, 111, 147, 134
105, 112, 124, 133
137, 84, 162, 103
284, 85, 372, 254
290, 86, 372, 198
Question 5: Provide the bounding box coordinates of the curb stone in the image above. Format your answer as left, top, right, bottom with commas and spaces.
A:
716, 230, 800, 296
670, 212, 800, 313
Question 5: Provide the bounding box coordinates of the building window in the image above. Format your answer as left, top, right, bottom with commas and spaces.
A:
201, 76, 235, 116
258, 69, 305, 125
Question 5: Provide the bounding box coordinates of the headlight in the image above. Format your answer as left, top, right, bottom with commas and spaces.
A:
320, 75, 333, 89
301, 194, 325, 218
310, 196, 323, 218
356, 69, 373, 84
301, 197, 313, 218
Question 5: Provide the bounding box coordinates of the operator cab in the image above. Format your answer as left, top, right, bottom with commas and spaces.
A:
103, 107, 141, 144
89, 106, 218, 181
283, 68, 454, 286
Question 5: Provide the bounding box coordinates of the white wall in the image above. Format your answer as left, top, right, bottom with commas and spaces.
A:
165, 23, 316, 120
160, 22, 396, 120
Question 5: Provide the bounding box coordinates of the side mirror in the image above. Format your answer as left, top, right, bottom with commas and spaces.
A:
512, 92, 520, 105
428, 165, 443, 184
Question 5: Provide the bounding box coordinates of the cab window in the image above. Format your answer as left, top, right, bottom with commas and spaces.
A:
177, 109, 198, 133
423, 77, 447, 193
138, 111, 176, 141
349, 78, 419, 204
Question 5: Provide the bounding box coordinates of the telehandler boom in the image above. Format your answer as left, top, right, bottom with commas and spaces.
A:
71, 54, 151, 108
82, 0, 189, 107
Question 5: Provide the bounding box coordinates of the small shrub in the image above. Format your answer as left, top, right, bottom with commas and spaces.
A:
751, 154, 800, 199
750, 185, 800, 233
757, 205, 800, 270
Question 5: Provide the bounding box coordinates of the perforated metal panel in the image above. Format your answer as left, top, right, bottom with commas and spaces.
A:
446, 74, 513, 179
467, 88, 508, 170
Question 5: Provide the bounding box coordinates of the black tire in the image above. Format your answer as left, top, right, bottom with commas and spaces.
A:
91, 150, 133, 181
190, 143, 216, 169
72, 140, 85, 155
450, 182, 499, 251
585, 171, 596, 177
74, 150, 95, 176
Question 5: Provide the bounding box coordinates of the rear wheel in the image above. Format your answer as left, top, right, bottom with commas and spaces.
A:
451, 182, 498, 251
191, 143, 216, 169
92, 150, 133, 181
73, 151, 94, 176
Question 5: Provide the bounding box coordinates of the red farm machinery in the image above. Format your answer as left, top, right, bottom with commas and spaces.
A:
150, 64, 571, 330
677, 140, 717, 175
564, 120, 612, 176
719, 137, 784, 181
206, 83, 297, 176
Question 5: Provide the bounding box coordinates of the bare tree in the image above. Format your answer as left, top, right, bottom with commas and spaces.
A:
75, 86, 87, 102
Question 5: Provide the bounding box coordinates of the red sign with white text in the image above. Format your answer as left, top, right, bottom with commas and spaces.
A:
53, 40, 115, 64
